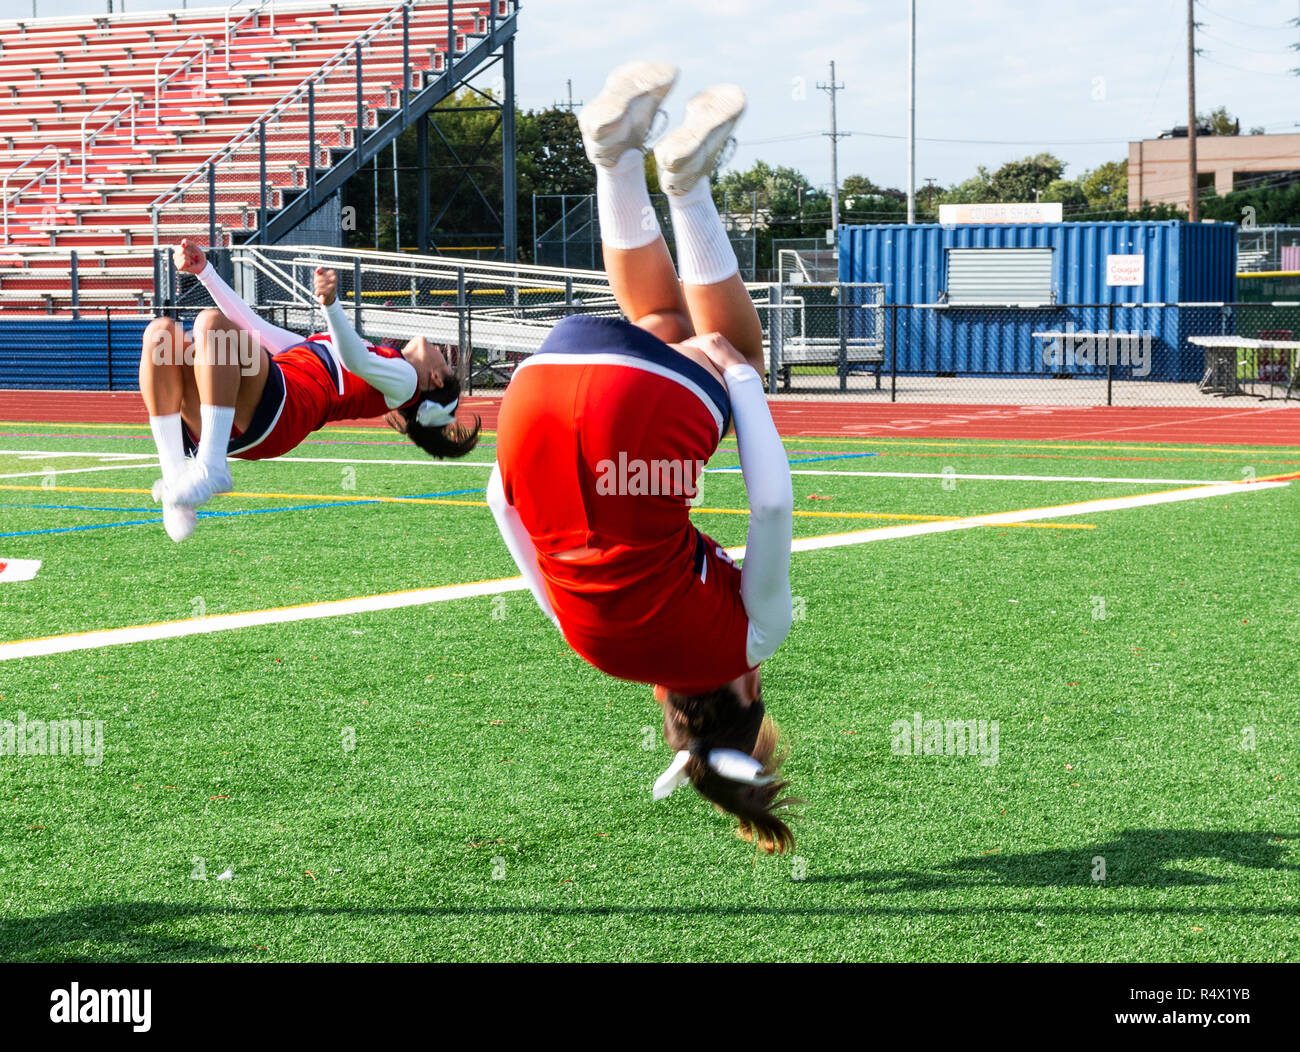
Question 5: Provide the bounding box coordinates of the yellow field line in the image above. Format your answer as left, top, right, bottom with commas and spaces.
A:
2, 477, 1283, 661
0, 481, 1094, 527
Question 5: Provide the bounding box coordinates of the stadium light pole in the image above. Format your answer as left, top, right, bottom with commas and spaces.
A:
907, 0, 916, 224
1186, 0, 1198, 222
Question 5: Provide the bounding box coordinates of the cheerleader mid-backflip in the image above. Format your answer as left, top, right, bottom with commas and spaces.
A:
488, 62, 799, 852
139, 241, 481, 541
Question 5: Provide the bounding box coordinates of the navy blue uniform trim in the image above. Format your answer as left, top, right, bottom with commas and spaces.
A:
691, 527, 707, 581
534, 315, 732, 435
228, 356, 286, 454
288, 339, 342, 393
183, 356, 286, 457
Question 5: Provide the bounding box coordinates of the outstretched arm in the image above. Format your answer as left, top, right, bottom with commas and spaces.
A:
486, 463, 560, 629
696, 336, 793, 666
314, 268, 419, 409
176, 240, 303, 354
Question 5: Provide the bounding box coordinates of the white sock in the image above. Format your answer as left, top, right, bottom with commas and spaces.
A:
196, 404, 235, 476
149, 413, 188, 485
596, 149, 660, 250
667, 178, 738, 286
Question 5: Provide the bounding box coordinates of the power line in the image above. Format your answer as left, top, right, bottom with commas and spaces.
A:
1197, 53, 1298, 75
1197, 27, 1295, 54
1194, 0, 1292, 31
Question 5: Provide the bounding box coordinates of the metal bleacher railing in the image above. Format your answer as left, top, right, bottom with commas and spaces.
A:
6, 238, 1300, 404
0, 0, 513, 315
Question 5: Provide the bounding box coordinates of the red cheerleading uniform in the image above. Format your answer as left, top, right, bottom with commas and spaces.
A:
183, 335, 419, 461
495, 314, 753, 695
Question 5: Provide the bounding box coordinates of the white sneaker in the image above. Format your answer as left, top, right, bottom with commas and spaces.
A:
152, 477, 197, 542
654, 84, 746, 196
166, 460, 232, 509
578, 60, 679, 167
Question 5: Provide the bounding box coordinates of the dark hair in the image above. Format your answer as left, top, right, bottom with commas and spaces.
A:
660, 684, 800, 854
401, 375, 481, 459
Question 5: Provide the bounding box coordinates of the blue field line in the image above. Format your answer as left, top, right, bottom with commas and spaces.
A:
0, 501, 158, 513
0, 486, 490, 538
0, 518, 166, 538
402, 488, 484, 500
0, 432, 499, 452
707, 451, 880, 473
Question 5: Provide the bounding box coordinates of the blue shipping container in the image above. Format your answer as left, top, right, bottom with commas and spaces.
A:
839, 221, 1237, 382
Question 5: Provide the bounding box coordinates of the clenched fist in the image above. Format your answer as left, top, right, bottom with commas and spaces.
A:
314, 267, 338, 307
174, 239, 206, 275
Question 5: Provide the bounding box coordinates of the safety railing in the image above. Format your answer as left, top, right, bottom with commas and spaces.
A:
153, 33, 212, 113
148, 0, 468, 246
1, 144, 63, 242
225, 0, 276, 69
79, 87, 140, 179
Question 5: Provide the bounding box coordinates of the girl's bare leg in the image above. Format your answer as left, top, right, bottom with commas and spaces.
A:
680, 272, 764, 374
603, 236, 693, 346
656, 86, 765, 372
594, 144, 694, 345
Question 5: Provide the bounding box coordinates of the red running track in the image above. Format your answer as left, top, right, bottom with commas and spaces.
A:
0, 389, 1297, 446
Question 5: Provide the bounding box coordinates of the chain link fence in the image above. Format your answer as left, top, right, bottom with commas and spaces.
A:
532, 192, 758, 280
5, 242, 1298, 406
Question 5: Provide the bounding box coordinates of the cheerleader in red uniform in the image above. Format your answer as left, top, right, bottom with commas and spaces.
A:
138, 241, 480, 541
489, 63, 798, 852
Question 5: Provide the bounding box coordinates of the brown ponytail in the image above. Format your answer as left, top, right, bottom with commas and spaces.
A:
400, 375, 482, 459
660, 685, 800, 854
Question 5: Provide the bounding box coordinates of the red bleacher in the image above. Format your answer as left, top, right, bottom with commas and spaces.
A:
0, 0, 504, 315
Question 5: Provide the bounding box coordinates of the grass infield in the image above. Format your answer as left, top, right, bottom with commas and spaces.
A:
0, 425, 1296, 962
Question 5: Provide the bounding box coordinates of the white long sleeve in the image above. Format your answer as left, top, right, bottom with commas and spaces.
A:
195, 262, 303, 354
725, 363, 794, 666
322, 298, 419, 409
486, 463, 560, 628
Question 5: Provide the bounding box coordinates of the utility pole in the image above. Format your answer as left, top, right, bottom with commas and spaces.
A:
817, 61, 849, 240
1187, 0, 1198, 222
555, 79, 582, 113
907, 0, 916, 223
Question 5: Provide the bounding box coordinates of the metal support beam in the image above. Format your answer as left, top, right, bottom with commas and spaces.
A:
502, 35, 517, 262
353, 258, 362, 331
258, 120, 267, 234
207, 161, 216, 248
260, 8, 518, 247
417, 112, 429, 252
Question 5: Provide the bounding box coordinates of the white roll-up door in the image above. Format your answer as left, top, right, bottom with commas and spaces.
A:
946, 248, 1054, 305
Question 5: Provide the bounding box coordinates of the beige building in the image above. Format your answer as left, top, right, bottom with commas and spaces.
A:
1127, 132, 1300, 209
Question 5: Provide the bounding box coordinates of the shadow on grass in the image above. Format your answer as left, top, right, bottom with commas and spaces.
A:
3, 829, 1296, 961
806, 828, 1300, 893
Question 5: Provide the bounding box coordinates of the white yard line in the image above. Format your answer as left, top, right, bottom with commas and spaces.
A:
717, 468, 1227, 485
2, 449, 1237, 486
0, 478, 1286, 663
0, 462, 160, 481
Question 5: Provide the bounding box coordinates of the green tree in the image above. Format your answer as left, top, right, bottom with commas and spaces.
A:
938, 165, 995, 204
989, 153, 1066, 202
1079, 160, 1127, 211
1041, 177, 1087, 210
1198, 106, 1241, 136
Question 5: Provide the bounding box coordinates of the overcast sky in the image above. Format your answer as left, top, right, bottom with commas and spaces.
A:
5, 0, 1298, 190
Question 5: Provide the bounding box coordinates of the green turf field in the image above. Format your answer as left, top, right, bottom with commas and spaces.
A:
0, 421, 1297, 962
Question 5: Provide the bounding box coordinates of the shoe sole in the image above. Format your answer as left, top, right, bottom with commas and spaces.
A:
654, 84, 746, 193
578, 61, 679, 164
